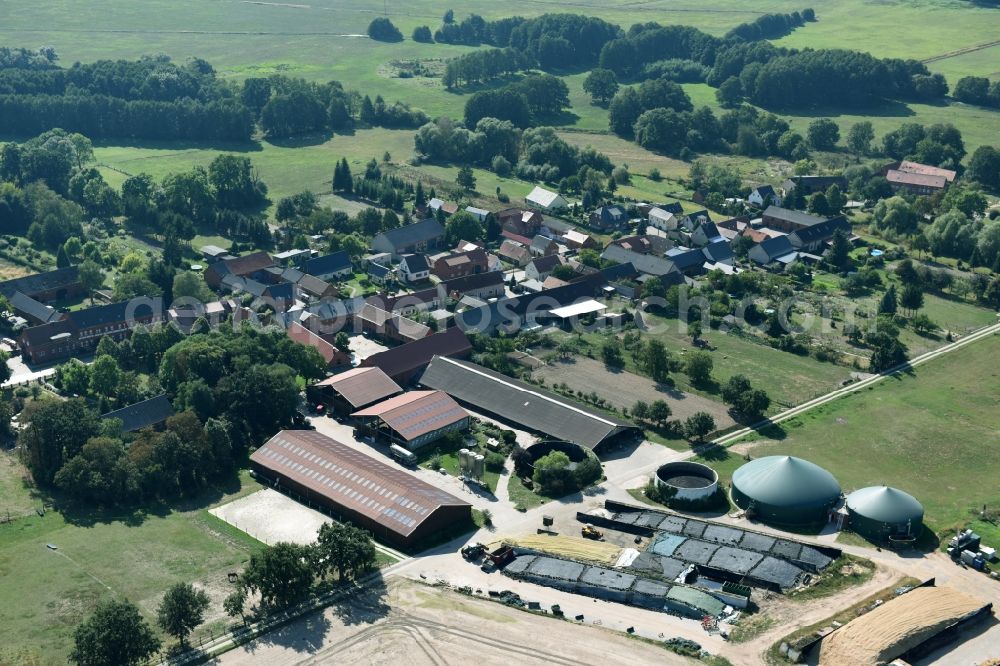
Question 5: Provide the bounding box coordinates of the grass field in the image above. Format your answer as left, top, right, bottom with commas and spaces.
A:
0, 464, 264, 665
555, 313, 853, 411
94, 128, 419, 206
697, 333, 1000, 539
4, 0, 1000, 218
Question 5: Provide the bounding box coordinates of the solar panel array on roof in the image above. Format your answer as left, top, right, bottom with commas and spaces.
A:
351, 391, 468, 443
250, 430, 469, 540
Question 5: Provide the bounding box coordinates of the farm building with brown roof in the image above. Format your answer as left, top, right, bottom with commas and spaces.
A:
249, 430, 472, 548
309, 367, 402, 415
361, 326, 472, 383
352, 390, 469, 450
286, 321, 350, 368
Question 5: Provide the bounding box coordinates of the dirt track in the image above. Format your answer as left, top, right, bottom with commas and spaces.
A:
213, 578, 688, 665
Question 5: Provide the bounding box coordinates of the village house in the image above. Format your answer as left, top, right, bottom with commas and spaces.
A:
665, 247, 709, 277
397, 254, 431, 284
788, 217, 852, 253
295, 274, 339, 301
205, 251, 275, 290
749, 235, 797, 266
428, 198, 458, 217
780, 175, 848, 196
286, 321, 350, 369
498, 240, 533, 267
368, 287, 444, 318
748, 185, 782, 208
690, 221, 725, 247
367, 262, 393, 286
679, 210, 712, 232
431, 248, 489, 281
372, 219, 445, 259
524, 254, 563, 282
589, 205, 627, 231
601, 244, 683, 282
355, 303, 432, 344
497, 208, 544, 237
464, 206, 489, 222
303, 251, 353, 282
440, 271, 505, 302
561, 229, 597, 250
701, 240, 735, 265
19, 300, 163, 364
882, 161, 956, 196
761, 206, 830, 233
648, 206, 678, 232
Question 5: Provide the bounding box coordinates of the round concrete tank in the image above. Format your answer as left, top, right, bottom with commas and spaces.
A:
655, 461, 719, 501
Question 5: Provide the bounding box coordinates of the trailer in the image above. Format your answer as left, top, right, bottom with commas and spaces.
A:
390, 444, 417, 466
960, 550, 986, 571
481, 545, 515, 571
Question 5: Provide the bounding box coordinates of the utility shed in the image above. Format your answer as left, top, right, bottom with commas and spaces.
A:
418, 356, 639, 452
665, 586, 726, 619
249, 430, 471, 548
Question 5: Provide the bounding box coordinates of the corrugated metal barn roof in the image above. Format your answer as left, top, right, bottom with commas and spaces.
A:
418, 356, 637, 450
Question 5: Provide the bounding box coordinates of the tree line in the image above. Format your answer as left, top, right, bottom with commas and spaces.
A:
724, 9, 814, 42
423, 12, 621, 71
245, 75, 427, 139
2, 129, 274, 264
596, 21, 947, 110
442, 48, 535, 89
463, 73, 570, 128
415, 117, 612, 190
0, 51, 429, 141
0, 54, 254, 140
953, 76, 1000, 109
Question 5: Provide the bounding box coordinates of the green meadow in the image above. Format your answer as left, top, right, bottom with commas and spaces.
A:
697, 333, 1000, 537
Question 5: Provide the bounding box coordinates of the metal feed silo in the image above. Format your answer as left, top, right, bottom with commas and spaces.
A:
731, 456, 841, 527
846, 486, 924, 544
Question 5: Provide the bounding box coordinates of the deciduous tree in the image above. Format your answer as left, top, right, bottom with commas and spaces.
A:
70, 599, 160, 666
157, 583, 210, 648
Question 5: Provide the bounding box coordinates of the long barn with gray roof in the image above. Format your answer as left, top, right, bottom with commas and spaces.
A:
418, 356, 640, 452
